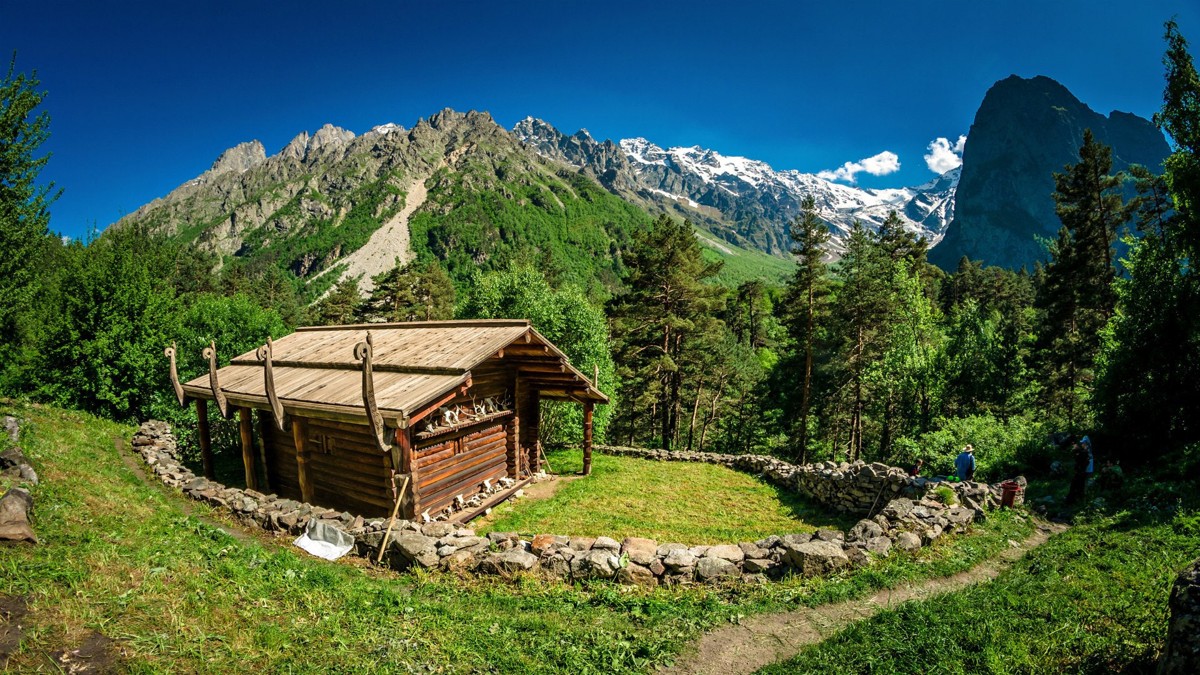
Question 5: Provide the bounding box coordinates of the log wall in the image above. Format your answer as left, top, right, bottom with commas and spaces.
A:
264, 418, 395, 517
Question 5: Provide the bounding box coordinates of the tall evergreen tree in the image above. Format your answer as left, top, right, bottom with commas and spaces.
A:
0, 57, 61, 371
359, 259, 455, 322
1035, 130, 1127, 427
309, 278, 361, 326
781, 196, 831, 462
608, 215, 724, 450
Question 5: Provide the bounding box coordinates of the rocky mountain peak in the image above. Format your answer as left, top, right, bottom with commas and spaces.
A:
205, 140, 266, 176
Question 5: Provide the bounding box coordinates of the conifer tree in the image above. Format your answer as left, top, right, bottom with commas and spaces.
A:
310, 278, 361, 326
781, 196, 831, 462
608, 215, 724, 450
360, 259, 455, 322
0, 57, 60, 363
1035, 130, 1127, 427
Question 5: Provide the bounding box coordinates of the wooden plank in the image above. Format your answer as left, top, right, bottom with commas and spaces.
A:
305, 451, 393, 479
583, 401, 594, 476
238, 407, 257, 490
293, 417, 313, 503
417, 440, 507, 478
421, 464, 509, 516
196, 399, 214, 480
418, 446, 508, 491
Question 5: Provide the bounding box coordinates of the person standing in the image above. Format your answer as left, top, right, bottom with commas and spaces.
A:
955, 445, 976, 481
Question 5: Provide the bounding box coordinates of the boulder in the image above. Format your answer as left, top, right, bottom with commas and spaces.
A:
571, 550, 621, 579
0, 488, 36, 543
865, 536, 893, 557
616, 562, 658, 586
621, 537, 659, 566
743, 558, 776, 574
391, 532, 438, 568
531, 533, 569, 557
849, 519, 884, 542
894, 531, 922, 552
592, 536, 621, 552
705, 544, 745, 563
814, 529, 844, 543
663, 548, 698, 572
479, 548, 538, 576
696, 556, 740, 581
781, 540, 848, 577
569, 536, 596, 551
1160, 557, 1200, 674
420, 521, 457, 538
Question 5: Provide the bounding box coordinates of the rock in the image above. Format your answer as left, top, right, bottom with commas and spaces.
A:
440, 549, 478, 574
421, 522, 457, 538
592, 536, 621, 552
865, 536, 893, 557
0, 487, 36, 543
616, 562, 658, 586
844, 545, 871, 568
3, 416, 19, 443
621, 537, 659, 566
696, 556, 740, 581
569, 536, 596, 551
541, 553, 572, 578
739, 542, 768, 559
663, 548, 698, 572
392, 532, 436, 563
531, 533, 569, 557
656, 542, 688, 556
1160, 557, 1200, 674
648, 558, 666, 576
814, 529, 844, 543
894, 531, 922, 552
572, 550, 621, 579
849, 519, 884, 542
781, 540, 848, 577
781, 532, 813, 546
743, 558, 776, 574
882, 498, 915, 521
487, 531, 519, 549
479, 548, 538, 576
704, 544, 745, 563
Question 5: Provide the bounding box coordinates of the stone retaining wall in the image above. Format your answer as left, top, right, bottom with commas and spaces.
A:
133, 421, 1007, 586
1160, 556, 1200, 674
594, 445, 1005, 514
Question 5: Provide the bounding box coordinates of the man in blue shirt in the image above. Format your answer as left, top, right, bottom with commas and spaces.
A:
955, 444, 976, 481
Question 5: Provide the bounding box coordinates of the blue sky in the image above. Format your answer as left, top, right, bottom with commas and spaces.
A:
4, 0, 1197, 240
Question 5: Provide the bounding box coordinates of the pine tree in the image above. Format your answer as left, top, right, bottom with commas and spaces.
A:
1035, 130, 1127, 427
360, 259, 455, 322
310, 278, 361, 326
608, 215, 724, 450
0, 57, 61, 363
781, 196, 831, 462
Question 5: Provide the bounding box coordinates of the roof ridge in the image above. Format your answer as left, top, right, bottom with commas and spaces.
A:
296, 319, 530, 332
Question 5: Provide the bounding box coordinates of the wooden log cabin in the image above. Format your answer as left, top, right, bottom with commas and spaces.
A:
165, 319, 608, 520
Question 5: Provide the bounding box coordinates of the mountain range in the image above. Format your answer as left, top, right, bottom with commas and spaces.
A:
114, 75, 1172, 292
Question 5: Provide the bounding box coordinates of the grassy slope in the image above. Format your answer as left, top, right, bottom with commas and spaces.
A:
761, 499, 1200, 673
1, 401, 1034, 673
696, 229, 796, 287
480, 448, 856, 543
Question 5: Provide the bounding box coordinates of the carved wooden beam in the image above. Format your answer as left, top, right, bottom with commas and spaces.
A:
354, 332, 392, 454
164, 342, 186, 407
255, 337, 286, 431
201, 341, 231, 418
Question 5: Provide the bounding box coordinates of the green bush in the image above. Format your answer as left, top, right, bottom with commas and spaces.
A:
891, 413, 1048, 482
932, 485, 957, 505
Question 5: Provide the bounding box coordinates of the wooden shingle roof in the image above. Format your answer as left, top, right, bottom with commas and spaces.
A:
180, 319, 607, 427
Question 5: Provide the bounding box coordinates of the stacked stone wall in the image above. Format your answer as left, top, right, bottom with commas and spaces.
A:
133, 421, 1012, 586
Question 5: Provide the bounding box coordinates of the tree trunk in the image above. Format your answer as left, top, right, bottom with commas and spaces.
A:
687, 379, 705, 452
798, 279, 815, 463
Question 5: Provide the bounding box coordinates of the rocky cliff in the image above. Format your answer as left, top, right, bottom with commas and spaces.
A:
930, 75, 1170, 270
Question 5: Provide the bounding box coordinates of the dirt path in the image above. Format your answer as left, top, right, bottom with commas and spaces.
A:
668, 522, 1068, 675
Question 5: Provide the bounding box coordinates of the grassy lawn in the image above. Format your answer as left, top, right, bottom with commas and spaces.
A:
760, 490, 1200, 673
0, 401, 1036, 673
480, 448, 856, 544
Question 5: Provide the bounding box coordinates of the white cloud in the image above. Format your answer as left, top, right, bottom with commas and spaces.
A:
817, 150, 901, 184
924, 135, 967, 174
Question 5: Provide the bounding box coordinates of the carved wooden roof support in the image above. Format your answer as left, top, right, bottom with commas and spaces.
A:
202, 341, 231, 418
354, 332, 392, 454
164, 342, 186, 407
255, 337, 286, 431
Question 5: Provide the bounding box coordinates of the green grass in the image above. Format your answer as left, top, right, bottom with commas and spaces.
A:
0, 401, 1038, 673
480, 448, 856, 544
696, 228, 796, 286
760, 498, 1200, 673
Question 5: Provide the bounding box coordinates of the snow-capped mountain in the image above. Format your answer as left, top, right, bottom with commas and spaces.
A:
513, 117, 958, 256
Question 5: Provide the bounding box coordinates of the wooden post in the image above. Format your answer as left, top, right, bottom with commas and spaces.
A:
292, 417, 313, 503
238, 407, 257, 491
395, 427, 418, 520
255, 410, 272, 492
583, 401, 594, 476
196, 398, 214, 480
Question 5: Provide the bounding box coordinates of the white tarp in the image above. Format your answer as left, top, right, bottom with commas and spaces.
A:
293, 519, 355, 561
